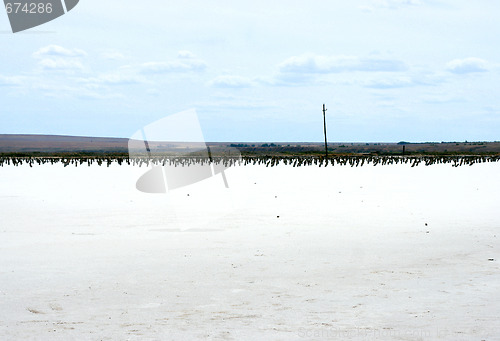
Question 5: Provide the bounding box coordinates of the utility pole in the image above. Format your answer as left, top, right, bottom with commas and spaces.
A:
322, 104, 328, 158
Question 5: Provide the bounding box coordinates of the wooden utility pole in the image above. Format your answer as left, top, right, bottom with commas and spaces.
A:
322, 104, 328, 158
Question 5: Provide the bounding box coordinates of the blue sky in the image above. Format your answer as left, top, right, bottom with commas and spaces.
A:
1, 0, 499, 142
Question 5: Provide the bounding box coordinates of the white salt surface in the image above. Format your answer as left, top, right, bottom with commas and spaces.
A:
0, 162, 499, 340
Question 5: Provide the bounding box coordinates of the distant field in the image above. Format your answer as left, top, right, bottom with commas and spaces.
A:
224, 141, 500, 156
1, 134, 500, 156
0, 134, 129, 154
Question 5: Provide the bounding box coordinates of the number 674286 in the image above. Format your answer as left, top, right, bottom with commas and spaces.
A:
5, 2, 53, 14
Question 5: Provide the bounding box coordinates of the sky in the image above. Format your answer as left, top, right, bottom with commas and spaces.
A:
1, 0, 499, 142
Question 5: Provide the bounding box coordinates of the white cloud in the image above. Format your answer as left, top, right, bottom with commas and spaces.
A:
141, 60, 207, 73
178, 50, 197, 59
81, 73, 143, 86
37, 58, 85, 72
32, 45, 87, 74
422, 95, 467, 104
101, 51, 126, 60
146, 89, 161, 97
28, 79, 126, 101
364, 77, 414, 89
360, 0, 423, 11
33, 45, 87, 58
278, 54, 407, 74
446, 58, 488, 74
0, 75, 25, 87
364, 72, 444, 89
209, 75, 254, 88
197, 98, 276, 112
141, 61, 206, 73
259, 72, 317, 87
140, 52, 207, 74
380, 0, 422, 8
359, 5, 375, 12
76, 91, 125, 101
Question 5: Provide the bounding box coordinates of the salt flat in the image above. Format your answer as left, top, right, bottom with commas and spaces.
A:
0, 162, 499, 340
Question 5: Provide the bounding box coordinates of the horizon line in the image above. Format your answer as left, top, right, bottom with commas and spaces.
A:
1, 134, 499, 144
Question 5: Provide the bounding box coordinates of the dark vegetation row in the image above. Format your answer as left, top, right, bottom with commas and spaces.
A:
1, 154, 499, 168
